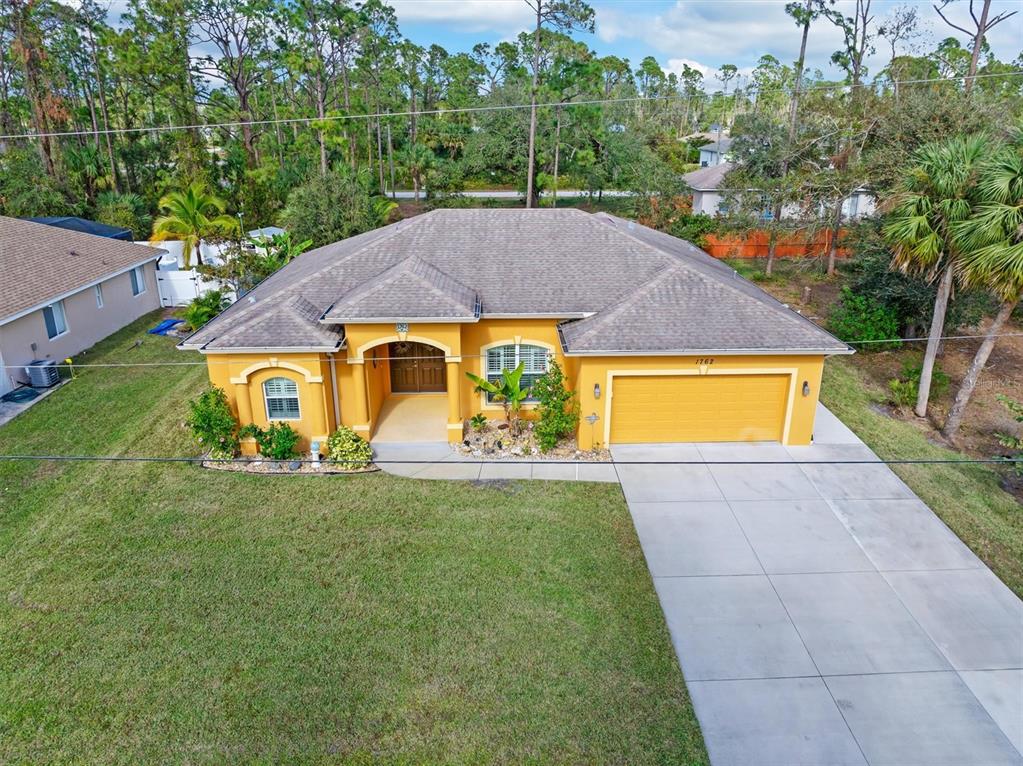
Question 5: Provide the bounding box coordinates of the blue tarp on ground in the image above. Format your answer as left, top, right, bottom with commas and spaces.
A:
148, 319, 184, 336
24, 216, 134, 241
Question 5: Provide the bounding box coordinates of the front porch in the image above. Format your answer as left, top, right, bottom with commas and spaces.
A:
371, 394, 448, 443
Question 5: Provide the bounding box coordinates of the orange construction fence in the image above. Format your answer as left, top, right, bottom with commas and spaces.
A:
703, 228, 850, 259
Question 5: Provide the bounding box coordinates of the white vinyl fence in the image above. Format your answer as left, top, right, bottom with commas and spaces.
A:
156, 269, 233, 307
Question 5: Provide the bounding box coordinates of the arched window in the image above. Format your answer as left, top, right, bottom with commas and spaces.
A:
485, 343, 549, 402
263, 377, 300, 420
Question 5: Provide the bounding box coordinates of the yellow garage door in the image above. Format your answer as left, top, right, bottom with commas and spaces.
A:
609, 374, 790, 443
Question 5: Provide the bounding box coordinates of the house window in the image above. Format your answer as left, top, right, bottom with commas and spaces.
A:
263, 377, 300, 420
42, 301, 68, 339
95, 284, 104, 308
130, 266, 145, 296
485, 343, 549, 403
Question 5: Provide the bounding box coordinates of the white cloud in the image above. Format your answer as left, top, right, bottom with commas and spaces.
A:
594, 0, 1023, 81
388, 0, 534, 34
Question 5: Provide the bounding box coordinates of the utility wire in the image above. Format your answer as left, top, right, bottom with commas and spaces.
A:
4, 331, 1021, 370
1, 70, 1020, 142
0, 454, 1018, 466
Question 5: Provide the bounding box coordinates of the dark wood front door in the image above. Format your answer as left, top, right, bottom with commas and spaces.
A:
389, 342, 446, 393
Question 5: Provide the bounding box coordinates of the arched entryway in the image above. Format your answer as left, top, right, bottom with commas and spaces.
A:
388, 341, 446, 393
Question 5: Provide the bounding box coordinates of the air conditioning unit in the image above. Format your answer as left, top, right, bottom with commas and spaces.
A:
25, 359, 59, 388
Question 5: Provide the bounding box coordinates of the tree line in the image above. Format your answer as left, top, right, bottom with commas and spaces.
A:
0, 0, 1020, 247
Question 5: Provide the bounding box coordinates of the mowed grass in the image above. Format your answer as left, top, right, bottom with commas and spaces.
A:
0, 315, 706, 765
822, 356, 1023, 596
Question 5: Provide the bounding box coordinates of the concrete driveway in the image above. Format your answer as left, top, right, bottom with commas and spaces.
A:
613, 407, 1023, 766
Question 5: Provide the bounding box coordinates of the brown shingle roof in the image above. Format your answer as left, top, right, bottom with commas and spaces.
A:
0, 216, 163, 321
180, 209, 849, 356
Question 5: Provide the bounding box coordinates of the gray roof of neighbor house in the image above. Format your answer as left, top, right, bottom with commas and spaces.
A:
683, 162, 734, 191
0, 215, 163, 323
180, 208, 849, 356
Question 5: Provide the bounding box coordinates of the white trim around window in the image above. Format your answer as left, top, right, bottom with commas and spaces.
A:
480, 340, 553, 406
129, 266, 146, 296
95, 284, 104, 308
42, 300, 68, 340
263, 376, 301, 420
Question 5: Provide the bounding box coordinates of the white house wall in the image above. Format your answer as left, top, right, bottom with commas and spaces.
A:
0, 262, 160, 392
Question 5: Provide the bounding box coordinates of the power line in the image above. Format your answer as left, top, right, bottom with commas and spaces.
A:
1, 70, 1020, 142
0, 454, 1018, 466
3, 331, 1020, 371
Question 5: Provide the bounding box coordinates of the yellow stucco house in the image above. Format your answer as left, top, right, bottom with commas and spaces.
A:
179, 209, 851, 452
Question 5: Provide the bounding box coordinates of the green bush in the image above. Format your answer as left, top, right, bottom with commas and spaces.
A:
326, 425, 373, 469
828, 287, 900, 350
186, 387, 238, 459
667, 213, 718, 248
469, 413, 488, 431
996, 395, 1023, 475
887, 359, 950, 409
183, 290, 230, 331
532, 361, 580, 452
243, 422, 301, 460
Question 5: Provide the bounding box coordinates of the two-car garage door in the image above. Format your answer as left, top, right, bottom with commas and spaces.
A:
608, 373, 790, 443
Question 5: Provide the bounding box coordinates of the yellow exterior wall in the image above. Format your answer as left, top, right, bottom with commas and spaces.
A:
205, 352, 336, 452
571, 354, 825, 449
202, 325, 826, 451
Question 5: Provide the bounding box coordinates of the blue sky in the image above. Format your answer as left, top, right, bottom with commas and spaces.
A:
389, 0, 1023, 88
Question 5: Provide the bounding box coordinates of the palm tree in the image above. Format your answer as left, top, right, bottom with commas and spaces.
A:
151, 182, 239, 268
882, 133, 991, 418
942, 139, 1023, 441
401, 143, 436, 202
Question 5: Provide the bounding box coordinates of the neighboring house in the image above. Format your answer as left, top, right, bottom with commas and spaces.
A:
180, 209, 851, 451
699, 136, 732, 167
0, 217, 162, 396
682, 163, 877, 220
24, 216, 133, 241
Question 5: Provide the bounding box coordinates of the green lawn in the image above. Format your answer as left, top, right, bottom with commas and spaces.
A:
822, 357, 1023, 596
0, 315, 706, 765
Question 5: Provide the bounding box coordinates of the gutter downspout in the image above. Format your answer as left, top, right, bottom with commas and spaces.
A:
328, 353, 341, 431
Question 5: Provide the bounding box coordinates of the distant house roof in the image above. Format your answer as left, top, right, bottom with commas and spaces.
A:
0, 216, 163, 323
24, 216, 133, 241
180, 209, 848, 356
700, 136, 733, 155
683, 162, 734, 191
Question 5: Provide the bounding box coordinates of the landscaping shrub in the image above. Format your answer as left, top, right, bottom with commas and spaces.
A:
828, 286, 899, 349
996, 395, 1023, 475
887, 359, 950, 410
326, 426, 373, 469
243, 422, 301, 460
186, 386, 238, 458
532, 361, 580, 452
469, 413, 488, 431
183, 290, 230, 331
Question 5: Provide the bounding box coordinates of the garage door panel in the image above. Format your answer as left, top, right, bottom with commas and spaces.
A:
610, 374, 789, 443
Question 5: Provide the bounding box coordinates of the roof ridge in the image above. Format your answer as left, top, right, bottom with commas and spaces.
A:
594, 214, 845, 345
560, 261, 684, 348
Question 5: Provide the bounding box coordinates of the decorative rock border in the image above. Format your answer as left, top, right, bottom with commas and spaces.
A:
201, 457, 378, 475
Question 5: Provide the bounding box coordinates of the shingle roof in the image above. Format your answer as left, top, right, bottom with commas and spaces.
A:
0, 216, 163, 322
683, 162, 733, 190
180, 209, 849, 356
322, 255, 480, 323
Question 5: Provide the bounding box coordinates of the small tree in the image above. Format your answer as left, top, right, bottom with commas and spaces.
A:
151, 182, 239, 268
465, 363, 531, 434
186, 387, 238, 459
532, 361, 580, 452
279, 167, 397, 247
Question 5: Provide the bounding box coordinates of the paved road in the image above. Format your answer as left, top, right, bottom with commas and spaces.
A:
385, 189, 633, 200
613, 406, 1023, 766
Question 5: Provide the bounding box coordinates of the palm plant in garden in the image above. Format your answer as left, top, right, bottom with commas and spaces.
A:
151, 182, 239, 268
882, 133, 991, 418
941, 138, 1023, 441
401, 143, 436, 201
466, 363, 531, 434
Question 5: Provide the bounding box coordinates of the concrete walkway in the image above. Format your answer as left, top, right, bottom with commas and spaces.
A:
374, 406, 1022, 765
613, 407, 1022, 766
